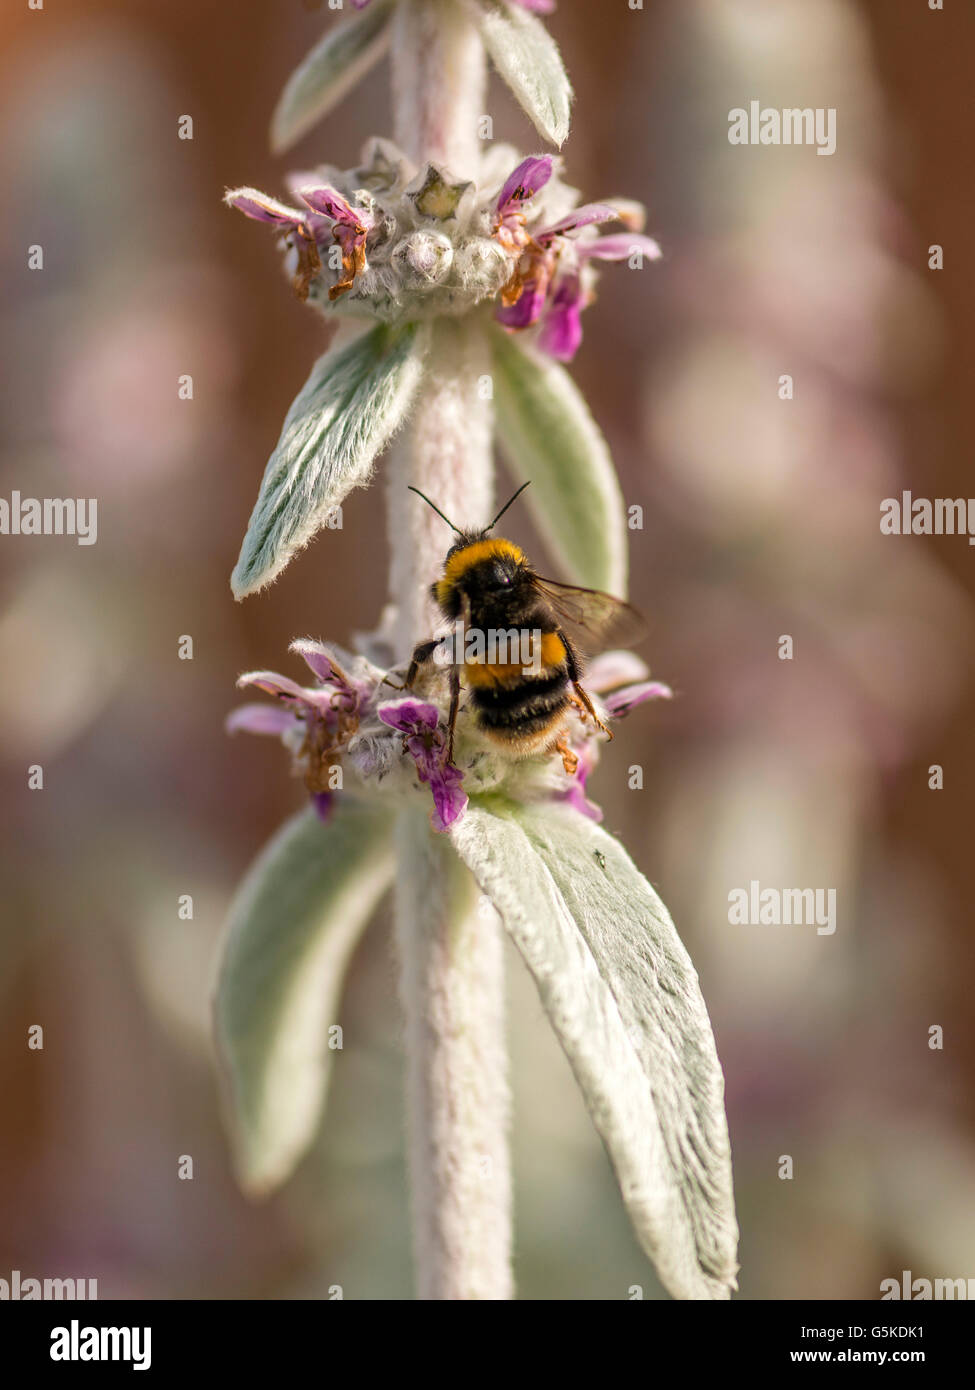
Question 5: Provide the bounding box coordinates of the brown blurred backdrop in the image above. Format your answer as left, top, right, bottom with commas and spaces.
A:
1, 0, 973, 1298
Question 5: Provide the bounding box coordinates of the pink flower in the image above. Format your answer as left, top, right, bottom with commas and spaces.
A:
561, 739, 603, 822
224, 186, 373, 301
587, 650, 673, 716
227, 640, 367, 816
377, 698, 469, 832
494, 157, 661, 360
553, 652, 673, 819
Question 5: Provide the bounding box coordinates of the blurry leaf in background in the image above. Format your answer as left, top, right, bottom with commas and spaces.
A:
270, 0, 395, 155
214, 801, 395, 1195
0, 570, 128, 760
491, 327, 627, 595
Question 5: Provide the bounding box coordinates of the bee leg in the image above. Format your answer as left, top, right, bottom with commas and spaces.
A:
551, 733, 579, 776
445, 665, 461, 765
560, 631, 613, 741
381, 638, 441, 690
571, 681, 613, 741
408, 638, 443, 686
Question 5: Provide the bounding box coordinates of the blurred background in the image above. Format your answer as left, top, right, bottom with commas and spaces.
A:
2, 0, 974, 1299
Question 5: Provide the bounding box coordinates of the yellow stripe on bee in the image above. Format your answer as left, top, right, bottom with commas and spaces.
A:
435, 538, 526, 607
539, 631, 566, 667
464, 662, 523, 687
463, 631, 566, 686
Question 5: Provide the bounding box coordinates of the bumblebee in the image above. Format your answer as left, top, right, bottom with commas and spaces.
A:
404, 482, 645, 769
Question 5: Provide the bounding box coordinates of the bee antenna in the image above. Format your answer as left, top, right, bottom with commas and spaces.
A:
487, 480, 531, 531
408, 486, 462, 535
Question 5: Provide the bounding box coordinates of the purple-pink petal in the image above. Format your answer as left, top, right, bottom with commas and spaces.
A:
225, 703, 299, 737
559, 741, 602, 821
305, 213, 333, 243
512, 0, 555, 11
311, 791, 334, 822
563, 780, 604, 822
377, 698, 441, 735
428, 763, 468, 832
225, 188, 305, 230
236, 670, 336, 717
603, 681, 673, 718
536, 276, 584, 361
586, 651, 649, 693
332, 223, 364, 259
298, 185, 369, 227
536, 203, 621, 242
377, 698, 467, 830
496, 156, 554, 217
578, 233, 663, 263
237, 669, 311, 702
496, 278, 549, 330
289, 638, 338, 684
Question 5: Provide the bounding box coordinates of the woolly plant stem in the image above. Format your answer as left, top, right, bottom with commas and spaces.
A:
388, 0, 513, 1300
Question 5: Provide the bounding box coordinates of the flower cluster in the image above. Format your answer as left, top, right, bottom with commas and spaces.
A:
228, 638, 671, 833
226, 142, 659, 362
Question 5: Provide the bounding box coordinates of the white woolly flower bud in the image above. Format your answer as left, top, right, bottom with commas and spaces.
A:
392, 231, 454, 284
453, 238, 511, 296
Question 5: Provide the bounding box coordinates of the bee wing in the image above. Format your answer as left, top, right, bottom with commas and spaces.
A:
532, 577, 647, 653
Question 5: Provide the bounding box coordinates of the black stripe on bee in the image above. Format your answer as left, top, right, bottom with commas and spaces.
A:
470, 671, 570, 733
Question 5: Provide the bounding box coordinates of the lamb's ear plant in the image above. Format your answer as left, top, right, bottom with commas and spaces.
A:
214, 0, 738, 1300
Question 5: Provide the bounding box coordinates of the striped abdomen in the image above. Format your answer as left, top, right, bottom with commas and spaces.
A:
464, 630, 570, 750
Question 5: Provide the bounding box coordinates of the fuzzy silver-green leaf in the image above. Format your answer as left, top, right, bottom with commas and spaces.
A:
270, 0, 395, 155
214, 801, 395, 1195
232, 322, 428, 599
464, 0, 572, 147
450, 797, 739, 1300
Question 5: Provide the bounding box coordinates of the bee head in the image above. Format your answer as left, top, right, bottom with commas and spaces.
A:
429, 535, 527, 617
409, 483, 532, 616
444, 528, 492, 564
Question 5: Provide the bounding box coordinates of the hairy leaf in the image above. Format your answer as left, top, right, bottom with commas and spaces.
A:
270, 0, 395, 154
464, 0, 572, 147
232, 322, 428, 599
214, 800, 395, 1194
450, 797, 739, 1300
